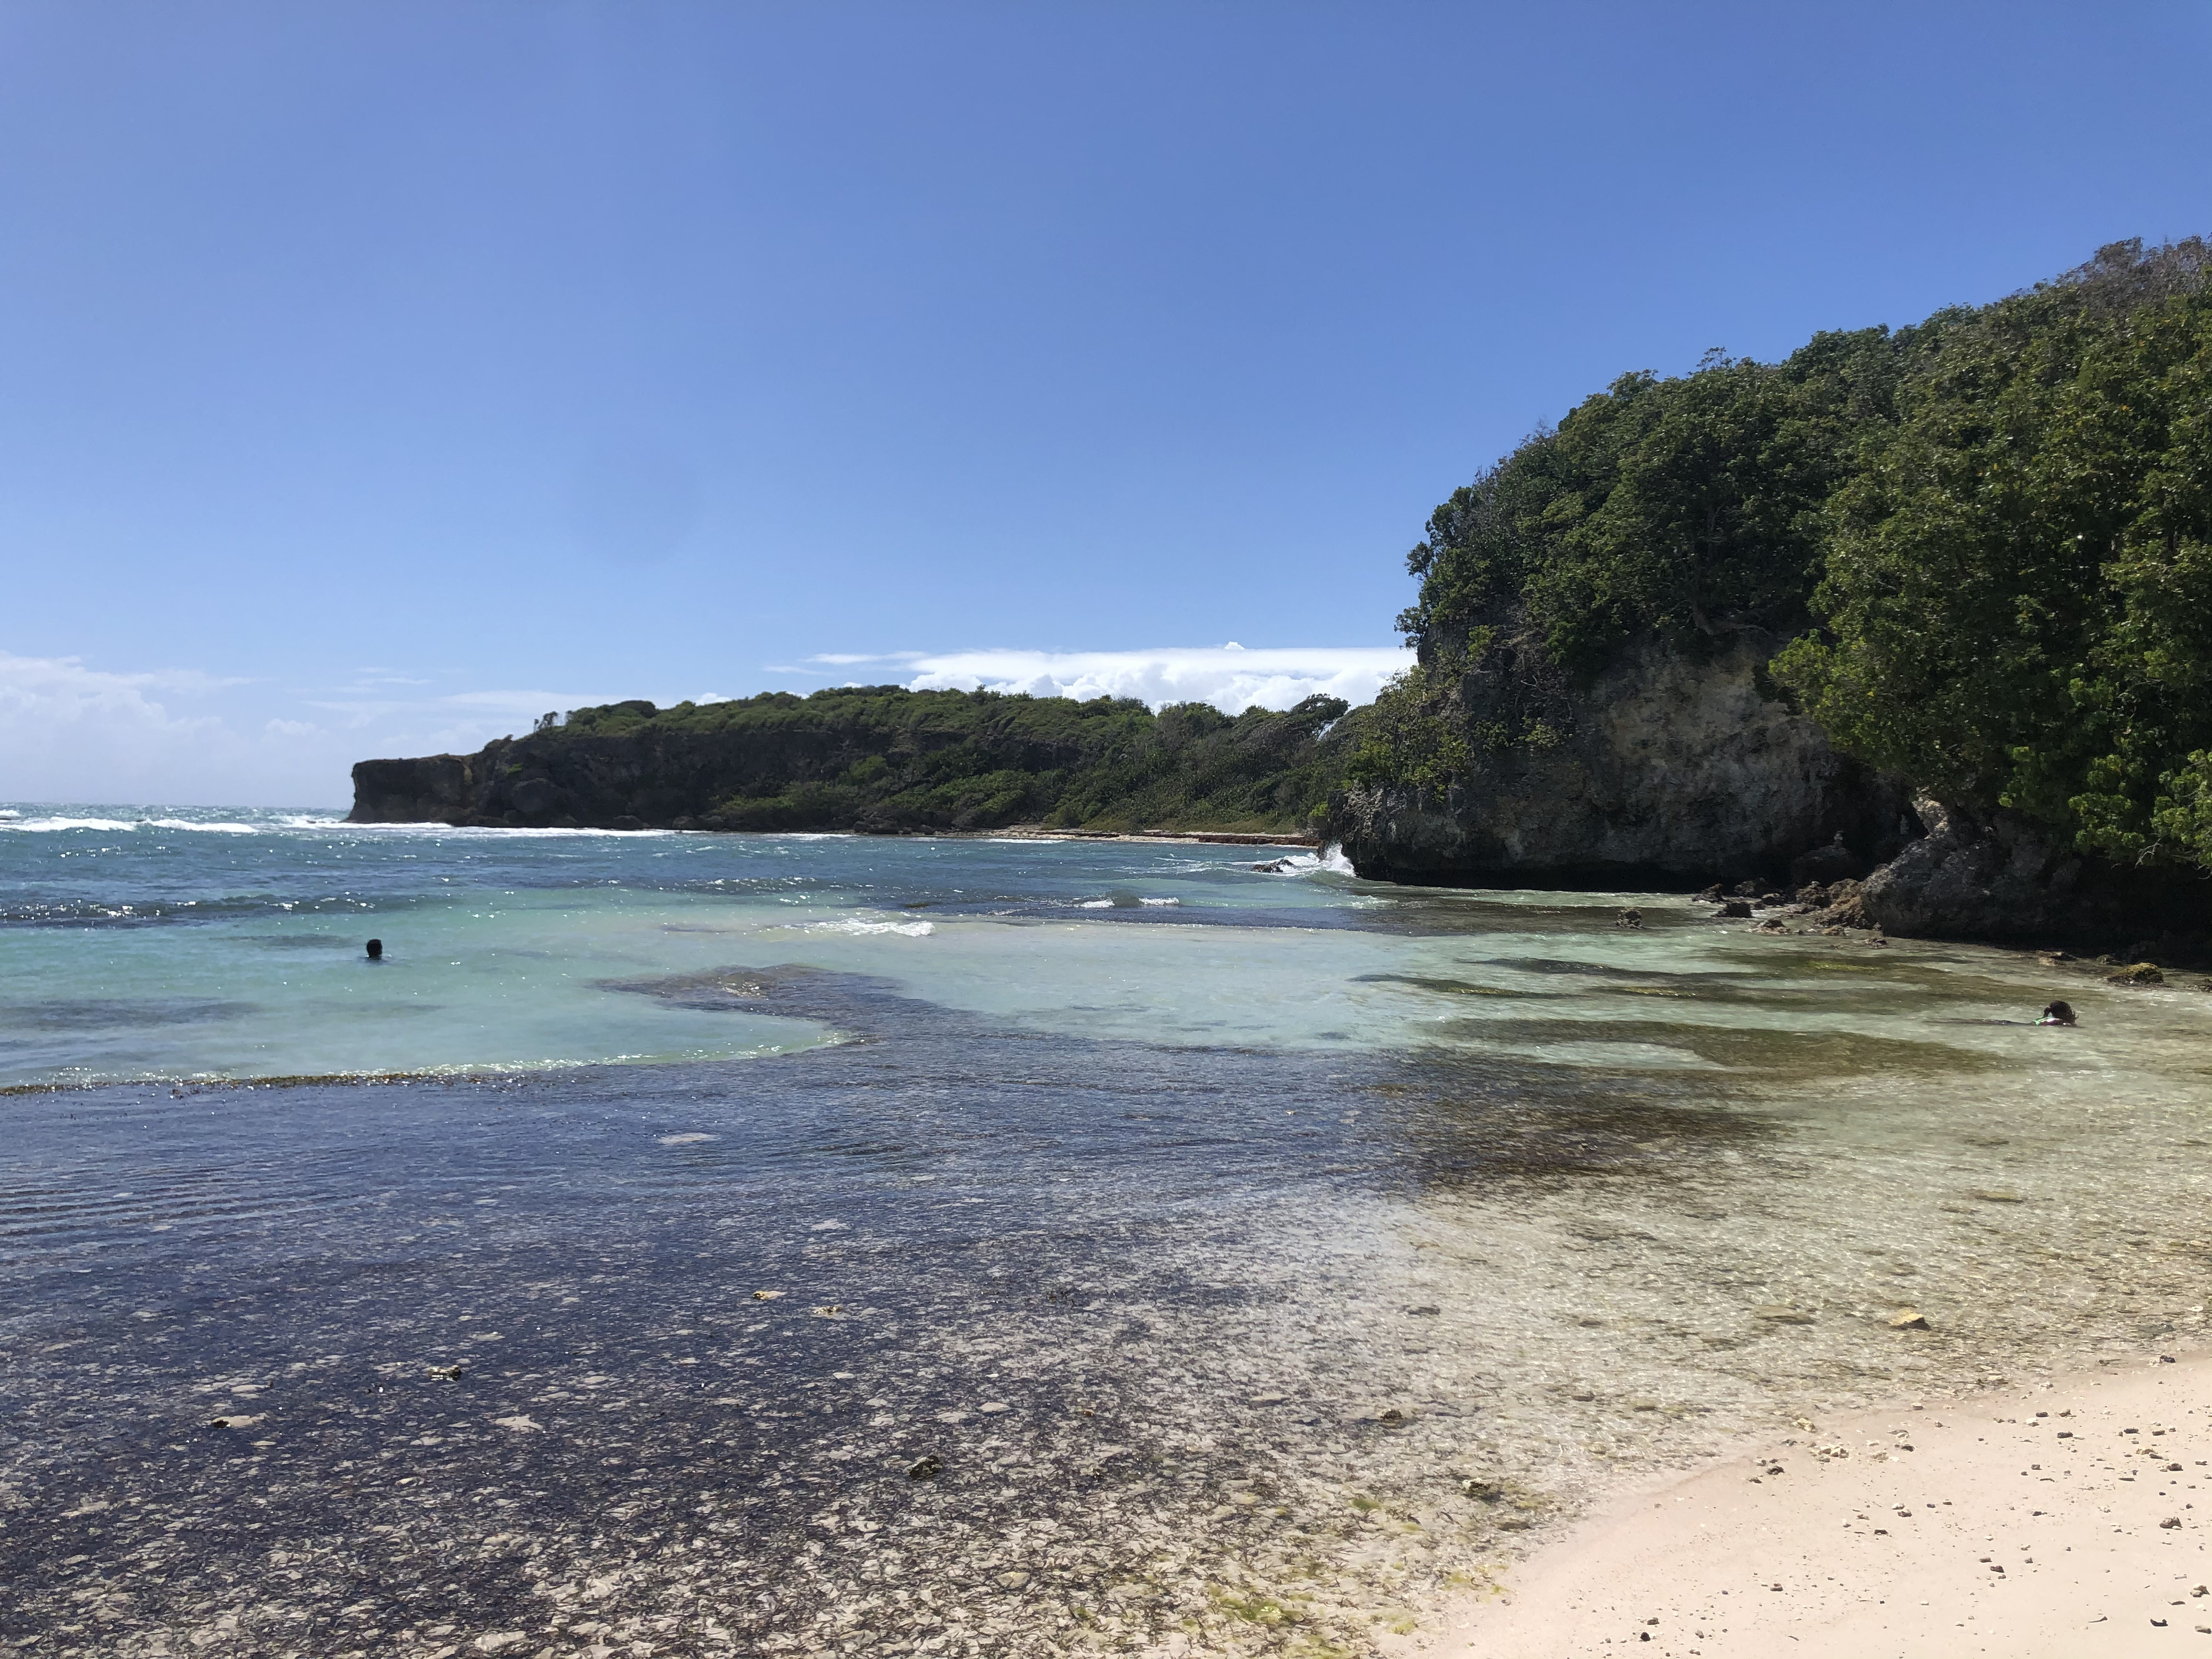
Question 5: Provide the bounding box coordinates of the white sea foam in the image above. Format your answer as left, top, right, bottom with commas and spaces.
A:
0, 816, 139, 832
2, 815, 291, 834
1257, 843, 1356, 876
1140, 896, 1180, 906
797, 916, 936, 937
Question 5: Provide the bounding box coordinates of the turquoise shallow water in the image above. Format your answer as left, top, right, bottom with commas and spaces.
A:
7, 803, 2212, 1657
1, 806, 1355, 1083
14, 803, 2205, 1094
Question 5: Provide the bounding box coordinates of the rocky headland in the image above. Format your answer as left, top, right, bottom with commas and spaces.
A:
1325, 633, 2212, 962
357, 241, 2212, 960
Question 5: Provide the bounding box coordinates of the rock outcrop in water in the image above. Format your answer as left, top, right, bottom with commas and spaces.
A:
1332, 633, 1913, 889
1860, 798, 2212, 955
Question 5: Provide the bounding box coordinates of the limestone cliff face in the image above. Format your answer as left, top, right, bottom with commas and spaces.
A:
1863, 799, 2212, 952
1334, 634, 1912, 888
349, 756, 480, 825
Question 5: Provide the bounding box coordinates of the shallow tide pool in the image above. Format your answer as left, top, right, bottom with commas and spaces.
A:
4, 807, 2209, 1657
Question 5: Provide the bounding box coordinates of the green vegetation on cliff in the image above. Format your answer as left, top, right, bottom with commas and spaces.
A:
1384, 237, 2212, 872
509, 685, 1360, 833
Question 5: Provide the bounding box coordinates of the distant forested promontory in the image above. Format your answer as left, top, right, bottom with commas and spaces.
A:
351, 686, 1360, 836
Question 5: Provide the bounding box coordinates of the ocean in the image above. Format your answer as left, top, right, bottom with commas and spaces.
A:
4, 806, 2209, 1657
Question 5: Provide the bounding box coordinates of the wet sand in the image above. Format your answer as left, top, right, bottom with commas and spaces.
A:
1431, 1350, 2212, 1657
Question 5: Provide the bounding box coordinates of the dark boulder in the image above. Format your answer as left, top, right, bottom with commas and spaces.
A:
1790, 833, 1870, 887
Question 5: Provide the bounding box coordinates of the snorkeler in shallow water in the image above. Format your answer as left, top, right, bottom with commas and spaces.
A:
366, 938, 383, 961
2037, 999, 2075, 1026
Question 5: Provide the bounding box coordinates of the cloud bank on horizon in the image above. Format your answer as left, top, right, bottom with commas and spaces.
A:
1, 643, 1408, 807
820, 644, 1413, 713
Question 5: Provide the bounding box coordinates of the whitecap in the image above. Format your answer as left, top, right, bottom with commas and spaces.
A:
796, 916, 935, 937
1140, 896, 1181, 906
1, 817, 138, 832
141, 819, 261, 834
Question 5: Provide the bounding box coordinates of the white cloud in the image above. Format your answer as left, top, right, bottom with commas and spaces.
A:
901, 645, 1412, 713
1, 643, 1414, 810
0, 650, 236, 801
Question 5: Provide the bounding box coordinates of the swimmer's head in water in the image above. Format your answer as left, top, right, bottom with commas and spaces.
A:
2039, 999, 2075, 1026
366, 938, 383, 961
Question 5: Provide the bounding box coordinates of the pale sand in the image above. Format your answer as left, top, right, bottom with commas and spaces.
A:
1427, 1351, 2212, 1658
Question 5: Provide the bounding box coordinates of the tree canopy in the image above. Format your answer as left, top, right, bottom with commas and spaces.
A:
524, 684, 1360, 833
1390, 237, 2212, 873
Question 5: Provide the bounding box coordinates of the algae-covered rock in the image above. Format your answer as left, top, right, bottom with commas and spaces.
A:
2107, 962, 2166, 985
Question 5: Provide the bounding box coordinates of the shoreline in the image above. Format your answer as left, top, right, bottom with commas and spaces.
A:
1419, 1348, 2212, 1657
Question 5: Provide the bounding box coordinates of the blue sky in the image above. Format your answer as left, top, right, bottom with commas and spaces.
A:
4, 1, 2210, 804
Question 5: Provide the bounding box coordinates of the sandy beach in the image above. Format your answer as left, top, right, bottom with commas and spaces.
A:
1428, 1350, 2212, 1657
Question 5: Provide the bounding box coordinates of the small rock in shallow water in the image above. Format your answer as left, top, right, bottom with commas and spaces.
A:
1890, 1308, 1931, 1330
2107, 962, 2166, 985
751, 1289, 784, 1301
906, 1454, 942, 1480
